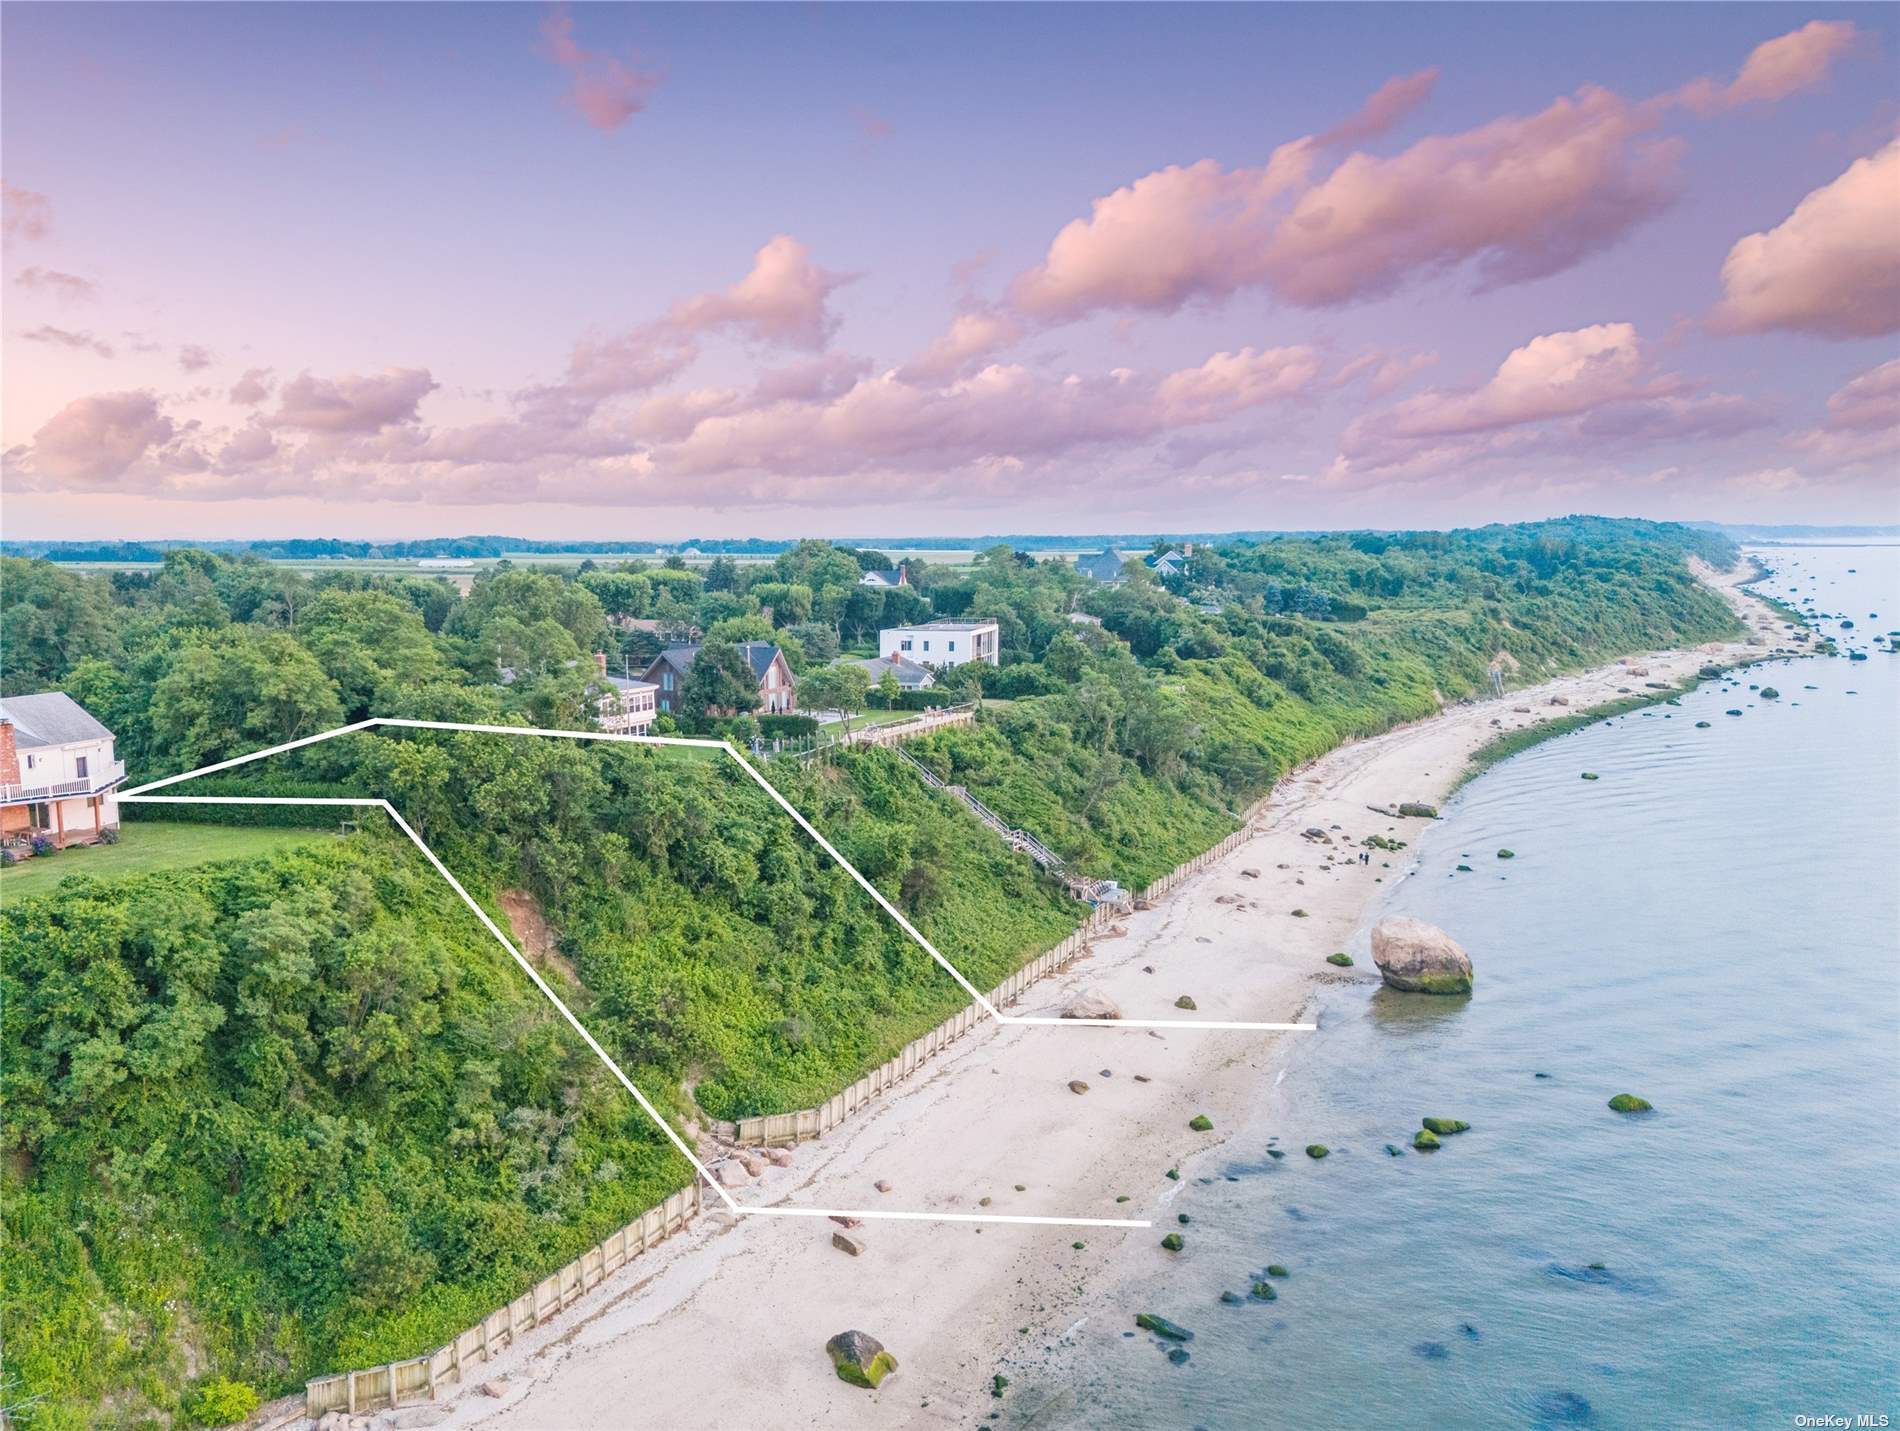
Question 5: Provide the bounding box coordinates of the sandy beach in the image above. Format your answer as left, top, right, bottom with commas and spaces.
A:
381, 563, 1786, 1431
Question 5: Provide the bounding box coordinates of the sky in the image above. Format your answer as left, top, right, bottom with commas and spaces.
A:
2, 2, 1897, 542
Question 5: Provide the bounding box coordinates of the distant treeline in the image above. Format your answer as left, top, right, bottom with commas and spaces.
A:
3, 515, 1741, 564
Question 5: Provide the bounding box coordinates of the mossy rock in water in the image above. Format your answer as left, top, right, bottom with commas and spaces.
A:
1160, 1232, 1184, 1251
1291, 908, 1310, 918
1409, 969, 1476, 995
1177, 1213, 1191, 1225
1384, 1144, 1406, 1157
1412, 1128, 1441, 1151
1174, 995, 1198, 1011
1250, 1280, 1278, 1302
1607, 1093, 1653, 1113
1326, 952, 1354, 967
1189, 1114, 1214, 1132
1580, 772, 1599, 781
1219, 1290, 1243, 1305
1496, 848, 1516, 860
1305, 1144, 1330, 1159
1422, 1117, 1470, 1135
1698, 664, 1725, 679
1695, 720, 1712, 728
1266, 1148, 1285, 1159
1136, 1313, 1192, 1341
1760, 687, 1780, 699
1266, 1264, 1289, 1278
825, 1330, 898, 1389
991, 1374, 1009, 1398
1165, 1167, 1180, 1181
1726, 709, 1743, 717
1456, 864, 1472, 872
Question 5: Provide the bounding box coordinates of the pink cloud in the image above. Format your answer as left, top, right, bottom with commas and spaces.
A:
229, 367, 274, 405
1379, 323, 1669, 439
1788, 358, 1900, 470
1709, 136, 1900, 339
1007, 83, 1679, 318
216, 421, 280, 471
1332, 349, 1440, 398
178, 343, 214, 373
1335, 323, 1764, 482
2, 182, 51, 241
271, 367, 437, 433
556, 323, 698, 400
660, 345, 1320, 479
20, 325, 115, 359
25, 390, 176, 483
1007, 144, 1316, 318
1316, 68, 1439, 147
1676, 20, 1864, 115
1262, 88, 1679, 306
14, 266, 96, 301
667, 235, 853, 349
897, 308, 1025, 383
539, 5, 663, 132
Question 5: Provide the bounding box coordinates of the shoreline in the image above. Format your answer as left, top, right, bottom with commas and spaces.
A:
400, 560, 1790, 1431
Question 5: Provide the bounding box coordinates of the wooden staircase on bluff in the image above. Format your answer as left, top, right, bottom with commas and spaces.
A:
894, 747, 1118, 904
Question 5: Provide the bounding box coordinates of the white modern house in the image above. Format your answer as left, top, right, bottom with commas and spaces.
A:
878, 618, 1000, 668
858, 567, 909, 588
0, 692, 126, 852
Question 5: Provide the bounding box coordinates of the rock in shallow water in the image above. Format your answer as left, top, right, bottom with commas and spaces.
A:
1371, 916, 1475, 995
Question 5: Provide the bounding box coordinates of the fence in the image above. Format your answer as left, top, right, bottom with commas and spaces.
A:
779, 702, 976, 761
303, 1185, 702, 1418
712, 814, 1262, 1148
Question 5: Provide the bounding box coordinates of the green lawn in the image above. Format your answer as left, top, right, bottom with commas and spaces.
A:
0, 822, 334, 901
822, 706, 942, 729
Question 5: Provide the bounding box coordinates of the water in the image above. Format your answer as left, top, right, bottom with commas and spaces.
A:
1075, 547, 1899, 1429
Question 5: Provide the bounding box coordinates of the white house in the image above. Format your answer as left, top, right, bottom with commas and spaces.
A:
0, 692, 126, 852
858, 567, 908, 589
878, 618, 1000, 668
592, 654, 659, 734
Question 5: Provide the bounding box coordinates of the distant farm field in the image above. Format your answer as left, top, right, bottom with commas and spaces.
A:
0, 822, 334, 900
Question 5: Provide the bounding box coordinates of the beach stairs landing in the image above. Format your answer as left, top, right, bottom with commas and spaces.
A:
894, 748, 1115, 904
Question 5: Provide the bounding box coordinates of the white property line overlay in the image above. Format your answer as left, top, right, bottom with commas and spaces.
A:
120, 716, 1312, 1228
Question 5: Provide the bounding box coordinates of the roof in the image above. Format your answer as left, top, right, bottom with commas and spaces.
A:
647, 641, 789, 684
1074, 551, 1130, 579
0, 692, 114, 749
889, 618, 997, 632
859, 568, 907, 586
605, 675, 657, 694
849, 656, 936, 689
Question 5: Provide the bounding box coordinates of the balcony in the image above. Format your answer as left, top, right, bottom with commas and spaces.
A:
1, 759, 127, 807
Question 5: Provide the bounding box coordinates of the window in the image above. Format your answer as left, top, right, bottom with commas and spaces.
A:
900, 638, 912, 651
663, 671, 674, 690
923, 640, 931, 652
75, 756, 88, 778
948, 641, 957, 653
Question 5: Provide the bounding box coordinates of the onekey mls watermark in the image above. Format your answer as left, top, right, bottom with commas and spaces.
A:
1793, 1415, 1890, 1428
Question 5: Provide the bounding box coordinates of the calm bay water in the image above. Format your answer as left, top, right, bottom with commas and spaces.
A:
1076, 546, 1899, 1429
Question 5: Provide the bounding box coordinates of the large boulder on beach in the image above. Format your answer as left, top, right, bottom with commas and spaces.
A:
1371, 917, 1474, 995
825, 1330, 897, 1389
1062, 987, 1121, 1020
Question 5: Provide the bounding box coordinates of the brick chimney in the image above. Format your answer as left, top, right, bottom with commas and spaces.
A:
0, 718, 18, 786
594, 650, 609, 677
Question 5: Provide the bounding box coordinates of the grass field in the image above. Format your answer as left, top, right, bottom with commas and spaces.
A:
0, 822, 334, 900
